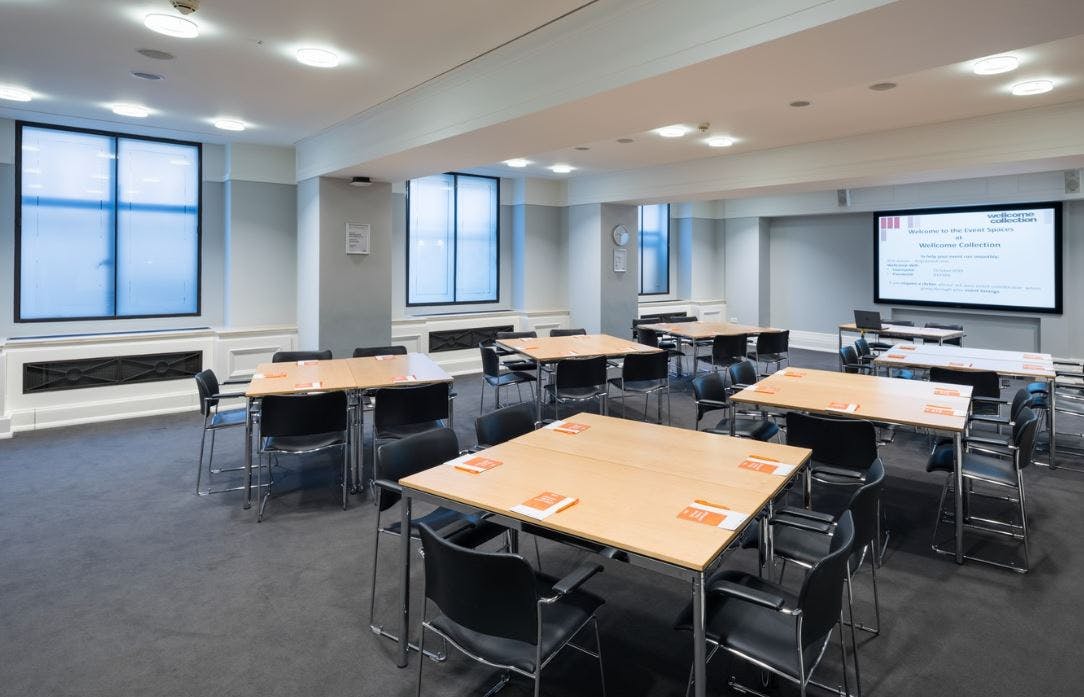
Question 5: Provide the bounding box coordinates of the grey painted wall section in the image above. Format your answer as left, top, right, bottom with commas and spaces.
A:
600, 203, 639, 337
512, 204, 568, 311
676, 216, 724, 300
225, 180, 296, 326
724, 217, 770, 326
295, 178, 320, 349
566, 204, 603, 332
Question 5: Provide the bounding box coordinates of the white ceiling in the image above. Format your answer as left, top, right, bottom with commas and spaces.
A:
0, 0, 593, 144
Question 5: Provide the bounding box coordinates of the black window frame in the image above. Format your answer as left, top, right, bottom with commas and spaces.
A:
638, 203, 670, 296
405, 172, 501, 307
14, 120, 203, 323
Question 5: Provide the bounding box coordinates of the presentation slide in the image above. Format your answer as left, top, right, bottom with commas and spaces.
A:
874, 203, 1061, 312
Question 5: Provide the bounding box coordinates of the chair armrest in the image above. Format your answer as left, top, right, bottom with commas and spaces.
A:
541, 562, 603, 602
964, 435, 1014, 451
773, 505, 835, 524
708, 580, 787, 611
213, 391, 247, 400
696, 399, 728, 408
972, 396, 1008, 405
770, 515, 834, 535
969, 414, 1010, 426
466, 445, 487, 453
222, 378, 251, 385
373, 478, 402, 494
810, 464, 867, 481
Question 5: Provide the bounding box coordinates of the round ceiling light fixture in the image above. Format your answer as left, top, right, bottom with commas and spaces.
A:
504, 158, 530, 168
655, 125, 688, 138
213, 118, 246, 131
705, 136, 735, 148
0, 85, 33, 102
144, 13, 199, 39
1011, 79, 1053, 96
296, 48, 340, 68
549, 164, 574, 174
972, 55, 1019, 75
112, 103, 150, 118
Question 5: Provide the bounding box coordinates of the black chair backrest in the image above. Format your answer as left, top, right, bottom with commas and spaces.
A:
260, 392, 348, 437
1009, 388, 1034, 422
194, 369, 219, 415
555, 356, 607, 389
479, 343, 503, 378
497, 331, 537, 340
891, 320, 914, 326
756, 330, 789, 354
376, 428, 460, 511
373, 382, 450, 430
1013, 406, 1041, 471
420, 523, 540, 644
353, 345, 407, 358
622, 350, 668, 382
550, 328, 587, 337
845, 458, 885, 556
476, 403, 535, 448
665, 315, 697, 323
925, 322, 963, 346
785, 412, 879, 471
272, 349, 333, 363
727, 359, 759, 387
691, 371, 728, 420
928, 368, 1000, 400
711, 334, 748, 364
854, 338, 871, 358
839, 345, 861, 373
662, 312, 688, 319
797, 511, 855, 649
637, 327, 662, 348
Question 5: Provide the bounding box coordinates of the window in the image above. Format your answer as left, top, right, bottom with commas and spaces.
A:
639, 203, 669, 295
407, 173, 499, 306
16, 123, 200, 321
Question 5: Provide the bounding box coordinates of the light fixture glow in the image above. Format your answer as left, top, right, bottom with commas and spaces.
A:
549, 164, 574, 174
1011, 80, 1053, 96
0, 85, 33, 102
656, 125, 688, 138
504, 158, 530, 168
144, 13, 199, 39
112, 103, 150, 118
213, 118, 246, 132
706, 136, 735, 148
972, 55, 1019, 75
296, 48, 340, 68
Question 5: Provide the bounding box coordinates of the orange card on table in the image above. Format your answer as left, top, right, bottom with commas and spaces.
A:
374, 355, 396, 361
253, 372, 287, 379
510, 491, 579, 520
925, 404, 965, 417
448, 454, 503, 474
934, 387, 960, 397
677, 500, 749, 530
1023, 353, 1044, 360
949, 361, 972, 368
545, 420, 590, 435
782, 370, 805, 378
294, 381, 322, 389
1023, 364, 1047, 371
392, 374, 417, 383
739, 455, 796, 477
885, 353, 907, 360
827, 401, 859, 413
899, 345, 917, 351
754, 385, 778, 394
297, 360, 319, 366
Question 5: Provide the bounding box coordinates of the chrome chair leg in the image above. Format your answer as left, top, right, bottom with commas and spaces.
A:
593, 617, 607, 697
195, 421, 208, 495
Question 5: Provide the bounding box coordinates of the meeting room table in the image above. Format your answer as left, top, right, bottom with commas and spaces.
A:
730, 367, 975, 564
638, 320, 781, 375
396, 412, 813, 697
837, 321, 966, 354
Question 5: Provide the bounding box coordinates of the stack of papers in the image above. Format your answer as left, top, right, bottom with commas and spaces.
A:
446, 454, 502, 474
511, 492, 578, 520
826, 402, 859, 413
676, 500, 749, 530
738, 455, 796, 477
544, 420, 590, 435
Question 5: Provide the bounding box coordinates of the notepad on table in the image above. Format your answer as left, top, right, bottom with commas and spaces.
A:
544, 420, 590, 435
510, 492, 578, 520
677, 500, 749, 530
753, 385, 777, 394
885, 353, 907, 360
253, 372, 286, 379
374, 355, 396, 361
948, 361, 972, 368
827, 401, 859, 413
739, 455, 796, 477
1023, 353, 1044, 360
1023, 364, 1048, 371
898, 345, 917, 351
447, 454, 503, 474
294, 381, 322, 389
392, 374, 417, 383
297, 360, 319, 366
925, 404, 965, 417
782, 370, 805, 378
933, 387, 961, 397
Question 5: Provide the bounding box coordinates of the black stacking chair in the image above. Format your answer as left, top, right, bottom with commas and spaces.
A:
475, 403, 536, 449
637, 327, 684, 374
494, 331, 539, 373
608, 350, 670, 424
353, 345, 407, 358
193, 369, 251, 496
869, 319, 915, 352
417, 523, 607, 697
256, 391, 349, 521
370, 429, 506, 656
271, 349, 333, 363
923, 322, 964, 346
927, 405, 1040, 572
839, 345, 869, 374
859, 338, 915, 379
692, 371, 780, 441
369, 382, 450, 490
550, 327, 587, 337
929, 367, 1002, 417
544, 356, 608, 419
696, 334, 748, 373
854, 338, 875, 365
750, 330, 789, 374
675, 512, 857, 697
479, 343, 535, 412
927, 388, 1033, 465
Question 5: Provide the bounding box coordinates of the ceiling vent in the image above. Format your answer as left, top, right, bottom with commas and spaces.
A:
171, 0, 200, 14
137, 48, 174, 60
350, 176, 372, 187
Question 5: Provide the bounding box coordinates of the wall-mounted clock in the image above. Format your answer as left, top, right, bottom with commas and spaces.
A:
612, 224, 630, 247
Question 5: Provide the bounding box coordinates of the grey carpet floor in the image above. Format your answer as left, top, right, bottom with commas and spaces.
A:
2, 348, 1083, 697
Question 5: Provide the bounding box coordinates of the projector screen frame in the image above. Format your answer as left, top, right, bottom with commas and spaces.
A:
872, 201, 1064, 315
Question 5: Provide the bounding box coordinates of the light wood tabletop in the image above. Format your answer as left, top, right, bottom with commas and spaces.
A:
346, 352, 452, 390
496, 334, 662, 362
838, 323, 965, 342
873, 344, 1055, 379
639, 321, 778, 340
246, 358, 358, 397
731, 367, 973, 432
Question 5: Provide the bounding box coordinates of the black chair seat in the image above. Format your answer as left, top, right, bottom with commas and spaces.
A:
504, 359, 537, 372
770, 524, 832, 567
429, 573, 603, 674
379, 420, 446, 441
607, 377, 664, 393
705, 417, 779, 442
209, 408, 247, 428
752, 352, 787, 362
927, 441, 1018, 486
543, 384, 603, 400
869, 341, 893, 351
386, 509, 503, 543
262, 431, 344, 453
485, 372, 536, 388
675, 571, 819, 679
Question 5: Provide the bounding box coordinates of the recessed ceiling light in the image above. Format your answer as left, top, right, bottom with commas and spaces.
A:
0, 85, 33, 102
549, 164, 574, 174
112, 103, 150, 118
705, 136, 735, 148
137, 48, 175, 60
789, 100, 812, 108
973, 55, 1019, 75
869, 82, 897, 91
574, 146, 590, 151
131, 71, 164, 81
296, 48, 340, 68
504, 158, 530, 168
617, 138, 634, 144
1011, 80, 1053, 96
656, 125, 688, 138
144, 13, 199, 39
213, 118, 246, 132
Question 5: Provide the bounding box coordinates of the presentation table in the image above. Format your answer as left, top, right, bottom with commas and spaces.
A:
495, 334, 662, 423
639, 321, 780, 374
873, 343, 1058, 465
730, 368, 974, 564
241, 353, 453, 509
397, 413, 812, 697
838, 322, 965, 353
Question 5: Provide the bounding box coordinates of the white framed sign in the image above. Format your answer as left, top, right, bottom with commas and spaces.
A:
613, 248, 628, 273
346, 222, 371, 255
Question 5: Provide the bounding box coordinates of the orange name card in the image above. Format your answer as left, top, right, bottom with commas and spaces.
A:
827, 401, 859, 413
510, 491, 579, 520
297, 360, 319, 366
677, 501, 749, 530
754, 385, 778, 394
1023, 354, 1045, 360
448, 454, 503, 474
545, 420, 590, 435
885, 353, 907, 360
293, 381, 322, 389
899, 345, 917, 351
374, 355, 396, 361
948, 361, 972, 368
933, 387, 960, 397
392, 374, 417, 383
739, 455, 797, 477
253, 372, 286, 379
1023, 364, 1048, 371
925, 404, 965, 417
782, 370, 806, 378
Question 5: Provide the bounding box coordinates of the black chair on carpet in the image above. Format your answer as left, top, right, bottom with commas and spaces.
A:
193, 369, 251, 496
543, 356, 608, 420
750, 330, 790, 375
923, 322, 964, 346
494, 331, 539, 373
637, 327, 685, 374
549, 327, 587, 337
271, 349, 333, 363
691, 370, 779, 441
929, 367, 1002, 417
696, 334, 748, 374
352, 345, 406, 358
839, 345, 870, 374
608, 350, 670, 424
416, 522, 607, 697
475, 402, 536, 449
479, 343, 535, 412
674, 512, 858, 697
369, 382, 450, 490
870, 319, 915, 352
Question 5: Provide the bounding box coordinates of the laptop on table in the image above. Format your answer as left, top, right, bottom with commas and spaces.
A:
854, 310, 883, 330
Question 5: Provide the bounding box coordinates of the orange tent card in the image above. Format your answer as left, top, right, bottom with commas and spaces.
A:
753, 385, 778, 394
677, 501, 749, 530
545, 421, 590, 435
948, 361, 972, 368
293, 381, 322, 389
510, 491, 579, 520
739, 455, 796, 477
782, 370, 805, 378
253, 372, 287, 380
1023, 364, 1048, 371
449, 454, 502, 474
885, 353, 907, 360
827, 401, 859, 413
297, 360, 319, 366
899, 345, 917, 351
933, 387, 961, 397
392, 374, 417, 383
373, 355, 396, 361
925, 404, 965, 417
1023, 353, 1044, 360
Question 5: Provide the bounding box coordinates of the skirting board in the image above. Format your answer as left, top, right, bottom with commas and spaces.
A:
6, 387, 199, 433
